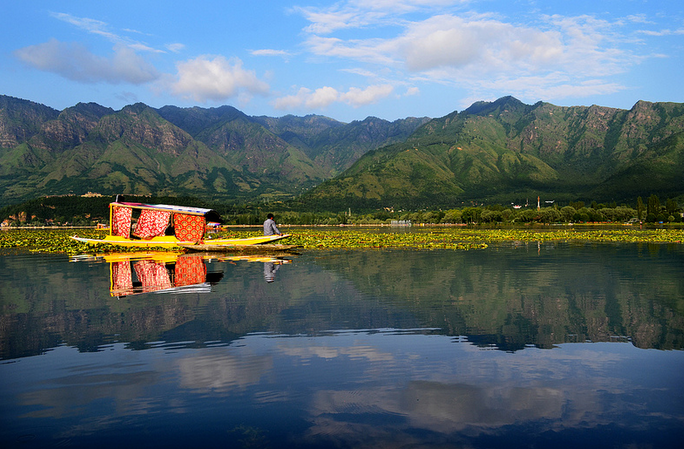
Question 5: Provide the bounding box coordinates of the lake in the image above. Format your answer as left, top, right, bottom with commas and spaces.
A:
1, 242, 683, 448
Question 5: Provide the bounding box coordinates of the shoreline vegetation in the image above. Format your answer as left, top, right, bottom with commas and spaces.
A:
1, 194, 682, 228
1, 226, 683, 255
1, 194, 681, 253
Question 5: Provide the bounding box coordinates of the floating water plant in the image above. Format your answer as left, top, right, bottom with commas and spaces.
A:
1, 227, 683, 254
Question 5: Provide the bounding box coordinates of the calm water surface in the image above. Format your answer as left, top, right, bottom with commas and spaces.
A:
1, 242, 683, 448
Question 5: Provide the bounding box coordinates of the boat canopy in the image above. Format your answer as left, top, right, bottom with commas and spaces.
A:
109, 201, 222, 242
114, 202, 222, 223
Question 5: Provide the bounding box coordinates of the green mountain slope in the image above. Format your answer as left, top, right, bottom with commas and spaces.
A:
3, 104, 245, 201
254, 115, 431, 176
304, 97, 684, 208
2, 95, 682, 209
0, 96, 427, 207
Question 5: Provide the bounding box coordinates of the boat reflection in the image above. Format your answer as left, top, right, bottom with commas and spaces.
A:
71, 252, 292, 296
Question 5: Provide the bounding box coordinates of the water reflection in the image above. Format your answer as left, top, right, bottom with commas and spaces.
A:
0, 244, 683, 448
1, 244, 683, 359
2, 331, 682, 448
71, 251, 293, 296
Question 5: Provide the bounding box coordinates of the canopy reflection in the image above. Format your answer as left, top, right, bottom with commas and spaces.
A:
70, 251, 293, 297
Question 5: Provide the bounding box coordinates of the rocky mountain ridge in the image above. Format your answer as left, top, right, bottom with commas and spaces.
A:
0, 95, 428, 207
2, 94, 682, 210
303, 96, 684, 208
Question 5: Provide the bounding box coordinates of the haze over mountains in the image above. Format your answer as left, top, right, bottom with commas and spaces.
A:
1, 94, 682, 209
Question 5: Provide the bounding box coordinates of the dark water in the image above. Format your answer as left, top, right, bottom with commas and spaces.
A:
1, 243, 683, 448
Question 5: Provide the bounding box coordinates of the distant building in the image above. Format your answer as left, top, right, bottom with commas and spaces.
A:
390, 220, 412, 227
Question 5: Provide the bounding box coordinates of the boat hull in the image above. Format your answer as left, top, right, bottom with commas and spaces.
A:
72, 234, 291, 249
178, 243, 300, 252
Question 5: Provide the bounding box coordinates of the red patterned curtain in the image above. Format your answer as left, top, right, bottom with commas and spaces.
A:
112, 206, 132, 238
174, 214, 206, 243
111, 261, 133, 296
134, 261, 172, 292
134, 209, 171, 239
175, 256, 207, 286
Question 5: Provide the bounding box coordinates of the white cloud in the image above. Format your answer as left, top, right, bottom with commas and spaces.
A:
50, 11, 173, 54
537, 80, 625, 99
341, 84, 394, 106
14, 39, 159, 84
625, 14, 653, 25
306, 86, 341, 108
166, 43, 186, 53
129, 42, 164, 54
303, 12, 627, 79
294, 0, 469, 34
295, 3, 643, 106
305, 36, 397, 65
274, 84, 394, 110
342, 67, 381, 78
397, 15, 566, 72
169, 56, 270, 102
470, 74, 625, 106
274, 86, 339, 110
251, 49, 293, 57
293, 6, 363, 35
637, 28, 684, 37
51, 12, 120, 42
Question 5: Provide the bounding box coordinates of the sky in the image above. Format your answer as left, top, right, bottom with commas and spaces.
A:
2, 0, 683, 123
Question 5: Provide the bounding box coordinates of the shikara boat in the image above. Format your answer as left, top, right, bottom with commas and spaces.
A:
71, 200, 291, 249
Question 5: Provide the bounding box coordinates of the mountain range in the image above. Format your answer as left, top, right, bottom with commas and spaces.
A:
303, 96, 684, 209
1, 94, 682, 210
0, 95, 428, 208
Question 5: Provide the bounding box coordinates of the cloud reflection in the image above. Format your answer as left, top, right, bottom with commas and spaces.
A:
277, 343, 395, 362
177, 350, 273, 391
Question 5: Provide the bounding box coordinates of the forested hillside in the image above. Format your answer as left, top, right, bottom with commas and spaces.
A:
303, 97, 684, 209
2, 95, 682, 212
0, 95, 427, 207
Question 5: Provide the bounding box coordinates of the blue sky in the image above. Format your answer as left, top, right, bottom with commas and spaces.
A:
2, 0, 683, 122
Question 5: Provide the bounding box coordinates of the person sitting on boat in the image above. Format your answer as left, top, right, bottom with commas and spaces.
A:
263, 214, 282, 236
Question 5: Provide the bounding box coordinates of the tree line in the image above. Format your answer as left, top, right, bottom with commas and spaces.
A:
1, 194, 681, 227
266, 196, 681, 226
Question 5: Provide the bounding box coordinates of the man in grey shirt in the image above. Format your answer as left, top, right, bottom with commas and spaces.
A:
263, 213, 282, 236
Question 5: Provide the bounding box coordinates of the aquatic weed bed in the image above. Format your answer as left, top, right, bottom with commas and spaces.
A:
282, 228, 684, 248
1, 227, 683, 254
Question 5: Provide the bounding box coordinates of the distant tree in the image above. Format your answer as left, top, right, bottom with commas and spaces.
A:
637, 197, 644, 221
647, 194, 661, 221
513, 209, 537, 222
441, 209, 462, 223
409, 212, 424, 223
665, 198, 678, 216
538, 207, 561, 223
480, 210, 503, 223
574, 207, 593, 222
560, 206, 576, 222
461, 207, 482, 223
